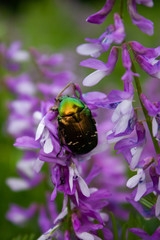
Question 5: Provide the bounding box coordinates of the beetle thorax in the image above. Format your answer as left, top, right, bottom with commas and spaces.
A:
58, 97, 85, 117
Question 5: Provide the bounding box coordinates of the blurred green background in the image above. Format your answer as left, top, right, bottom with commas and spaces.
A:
0, 0, 160, 239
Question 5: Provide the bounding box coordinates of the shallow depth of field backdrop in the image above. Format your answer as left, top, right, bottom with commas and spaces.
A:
0, 0, 160, 239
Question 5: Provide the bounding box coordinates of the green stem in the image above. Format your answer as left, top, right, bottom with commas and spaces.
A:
67, 197, 72, 233
120, 0, 124, 19
97, 229, 105, 239
131, 61, 160, 156
110, 212, 119, 240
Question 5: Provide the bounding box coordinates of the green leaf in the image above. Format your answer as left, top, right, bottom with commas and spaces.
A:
110, 212, 119, 240
12, 234, 35, 240
121, 222, 128, 240
139, 193, 157, 209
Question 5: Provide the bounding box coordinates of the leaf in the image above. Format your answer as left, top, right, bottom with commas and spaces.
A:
12, 234, 35, 240
121, 222, 128, 240
110, 212, 119, 240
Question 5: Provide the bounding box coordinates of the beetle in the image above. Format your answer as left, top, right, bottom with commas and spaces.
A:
51, 82, 98, 155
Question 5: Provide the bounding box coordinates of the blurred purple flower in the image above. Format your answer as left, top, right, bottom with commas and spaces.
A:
136, 0, 153, 7
6, 204, 37, 225
30, 48, 64, 67
0, 41, 29, 71
6, 73, 36, 96
6, 152, 44, 191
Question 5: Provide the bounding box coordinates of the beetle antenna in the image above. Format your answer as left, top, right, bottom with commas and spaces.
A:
56, 82, 73, 101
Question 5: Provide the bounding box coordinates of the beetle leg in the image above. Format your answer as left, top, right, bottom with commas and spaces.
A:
56, 145, 62, 157
50, 106, 58, 111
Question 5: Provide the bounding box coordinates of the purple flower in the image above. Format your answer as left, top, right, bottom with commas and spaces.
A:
136, 0, 153, 7
38, 223, 62, 240
77, 13, 125, 58
80, 46, 119, 86
0, 41, 29, 71
115, 122, 146, 169
30, 48, 64, 67
149, 165, 160, 217
38, 193, 58, 233
70, 187, 111, 239
129, 41, 160, 78
128, 0, 154, 35
141, 93, 160, 141
6, 74, 36, 96
51, 162, 90, 202
121, 43, 139, 93
6, 152, 44, 191
7, 96, 39, 138
86, 0, 116, 24
129, 226, 160, 240
6, 203, 37, 225
127, 168, 147, 201
93, 150, 128, 204
82, 91, 107, 109
129, 41, 160, 59
106, 90, 135, 141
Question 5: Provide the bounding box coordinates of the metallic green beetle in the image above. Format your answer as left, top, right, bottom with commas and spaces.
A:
52, 83, 98, 155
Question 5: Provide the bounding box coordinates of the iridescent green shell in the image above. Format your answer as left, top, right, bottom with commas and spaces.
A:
58, 97, 85, 117
58, 97, 98, 155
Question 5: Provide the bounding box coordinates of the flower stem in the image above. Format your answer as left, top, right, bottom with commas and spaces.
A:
120, 0, 124, 19
67, 198, 72, 233
132, 61, 160, 156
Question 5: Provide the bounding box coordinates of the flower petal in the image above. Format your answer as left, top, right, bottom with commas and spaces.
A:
14, 136, 41, 149
86, 0, 116, 24
130, 146, 144, 169
76, 232, 94, 240
35, 117, 45, 140
83, 70, 107, 87
152, 117, 158, 137
78, 176, 90, 197
126, 174, 141, 188
43, 137, 54, 154
80, 58, 107, 71
134, 181, 147, 201
6, 178, 30, 191
76, 43, 102, 58
69, 166, 74, 192
155, 195, 160, 217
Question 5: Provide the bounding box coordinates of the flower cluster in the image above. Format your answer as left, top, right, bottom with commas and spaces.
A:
77, 0, 160, 238
4, 38, 128, 239
4, 0, 160, 239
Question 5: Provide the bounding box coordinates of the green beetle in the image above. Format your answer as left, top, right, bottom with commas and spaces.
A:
52, 83, 98, 155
